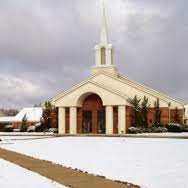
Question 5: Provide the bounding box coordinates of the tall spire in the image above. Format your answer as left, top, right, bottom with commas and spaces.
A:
92, 0, 118, 76
100, 0, 108, 45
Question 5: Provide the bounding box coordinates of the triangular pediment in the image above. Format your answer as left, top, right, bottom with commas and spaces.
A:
51, 72, 184, 108
52, 78, 127, 107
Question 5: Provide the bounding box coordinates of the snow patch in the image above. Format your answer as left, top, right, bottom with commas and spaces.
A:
0, 159, 67, 188
1, 137, 188, 188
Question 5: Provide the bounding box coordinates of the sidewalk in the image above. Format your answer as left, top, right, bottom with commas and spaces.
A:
0, 148, 139, 188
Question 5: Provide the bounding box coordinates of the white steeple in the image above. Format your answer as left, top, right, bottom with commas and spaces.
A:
100, 0, 108, 45
92, 0, 118, 76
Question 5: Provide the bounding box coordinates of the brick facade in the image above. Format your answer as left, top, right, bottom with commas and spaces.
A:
113, 107, 118, 134
65, 108, 70, 134
126, 106, 133, 131
125, 106, 184, 131
12, 122, 38, 129
63, 98, 184, 134
170, 109, 184, 124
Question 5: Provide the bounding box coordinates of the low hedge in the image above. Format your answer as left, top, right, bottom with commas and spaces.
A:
128, 126, 168, 134
4, 125, 13, 132
167, 123, 183, 133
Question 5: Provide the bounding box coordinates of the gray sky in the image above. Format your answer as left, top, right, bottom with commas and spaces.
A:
0, 0, 188, 108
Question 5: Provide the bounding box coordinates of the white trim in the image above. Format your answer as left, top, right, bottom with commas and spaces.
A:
50, 72, 184, 108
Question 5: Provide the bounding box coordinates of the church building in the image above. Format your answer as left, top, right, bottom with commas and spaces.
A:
51, 0, 185, 135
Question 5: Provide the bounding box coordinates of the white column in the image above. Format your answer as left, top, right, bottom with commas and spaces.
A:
106, 45, 113, 66
118, 106, 126, 134
58, 107, 66, 134
70, 107, 77, 134
95, 45, 101, 66
106, 106, 113, 134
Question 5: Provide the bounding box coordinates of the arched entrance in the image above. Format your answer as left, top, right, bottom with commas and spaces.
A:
80, 94, 106, 134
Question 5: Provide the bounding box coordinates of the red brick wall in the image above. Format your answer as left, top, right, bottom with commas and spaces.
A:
12, 122, 38, 129
77, 108, 82, 134
147, 107, 169, 126
0, 123, 5, 131
65, 108, 70, 134
170, 109, 184, 124
126, 106, 133, 131
50, 111, 58, 128
125, 106, 184, 129
113, 107, 118, 134
161, 108, 169, 126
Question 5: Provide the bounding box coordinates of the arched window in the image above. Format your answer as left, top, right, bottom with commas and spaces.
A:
101, 47, 106, 65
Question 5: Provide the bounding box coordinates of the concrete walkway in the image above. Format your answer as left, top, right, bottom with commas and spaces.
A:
0, 148, 139, 188
57, 133, 188, 139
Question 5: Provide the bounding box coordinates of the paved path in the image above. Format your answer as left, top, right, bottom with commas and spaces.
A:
0, 148, 139, 188
57, 134, 188, 139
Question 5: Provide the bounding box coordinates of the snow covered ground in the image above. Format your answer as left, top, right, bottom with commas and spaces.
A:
1, 137, 188, 188
0, 159, 67, 188
137, 132, 188, 137
0, 132, 55, 142
0, 132, 55, 136
0, 135, 53, 141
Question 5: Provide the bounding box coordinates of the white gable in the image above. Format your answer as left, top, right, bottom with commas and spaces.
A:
53, 81, 127, 107
52, 72, 184, 109
185, 105, 188, 118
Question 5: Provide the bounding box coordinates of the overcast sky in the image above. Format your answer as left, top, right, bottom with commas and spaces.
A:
0, 0, 188, 109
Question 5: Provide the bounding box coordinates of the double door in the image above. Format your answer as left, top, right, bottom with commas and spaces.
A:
82, 110, 105, 134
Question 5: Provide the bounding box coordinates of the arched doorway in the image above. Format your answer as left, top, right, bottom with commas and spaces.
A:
81, 94, 106, 134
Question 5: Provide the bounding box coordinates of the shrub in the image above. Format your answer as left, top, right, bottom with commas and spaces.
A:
47, 128, 58, 134
154, 98, 161, 126
35, 124, 45, 132
27, 126, 36, 132
183, 125, 188, 132
167, 123, 183, 133
151, 126, 168, 133
128, 127, 141, 134
4, 125, 13, 132
128, 126, 168, 134
20, 114, 28, 132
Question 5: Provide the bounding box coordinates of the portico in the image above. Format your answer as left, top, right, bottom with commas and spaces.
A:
58, 92, 127, 135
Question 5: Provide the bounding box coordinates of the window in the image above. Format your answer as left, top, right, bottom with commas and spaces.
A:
101, 47, 106, 65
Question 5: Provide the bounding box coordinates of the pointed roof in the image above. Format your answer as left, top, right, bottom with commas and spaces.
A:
14, 108, 43, 122
51, 71, 184, 107
100, 0, 108, 45
0, 108, 43, 123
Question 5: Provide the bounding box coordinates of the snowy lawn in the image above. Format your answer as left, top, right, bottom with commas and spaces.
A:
0, 132, 55, 136
0, 135, 53, 141
0, 159, 67, 188
136, 132, 188, 137
1, 137, 188, 188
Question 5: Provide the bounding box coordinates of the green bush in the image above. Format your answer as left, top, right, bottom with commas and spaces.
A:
4, 125, 13, 132
128, 126, 168, 134
151, 126, 168, 133
20, 114, 28, 132
128, 127, 141, 134
167, 123, 183, 133
183, 125, 188, 132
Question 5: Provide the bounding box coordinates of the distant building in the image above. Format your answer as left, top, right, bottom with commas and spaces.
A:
0, 111, 5, 117
50, 0, 185, 135
185, 105, 188, 124
0, 107, 43, 130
